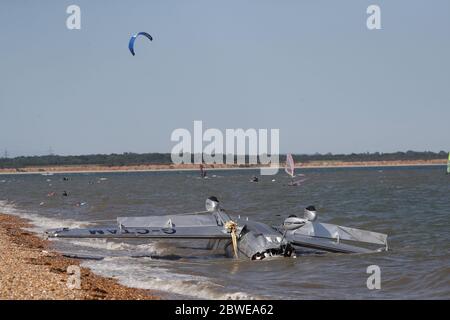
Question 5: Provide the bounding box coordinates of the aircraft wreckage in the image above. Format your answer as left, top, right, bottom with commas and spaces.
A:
45, 197, 388, 260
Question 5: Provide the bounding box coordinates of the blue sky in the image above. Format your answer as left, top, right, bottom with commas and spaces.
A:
0, 0, 449, 156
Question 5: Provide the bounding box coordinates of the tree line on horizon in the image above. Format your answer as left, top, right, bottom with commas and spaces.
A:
0, 151, 447, 169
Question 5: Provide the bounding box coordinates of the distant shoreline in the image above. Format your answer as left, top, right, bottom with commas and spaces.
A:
0, 159, 445, 175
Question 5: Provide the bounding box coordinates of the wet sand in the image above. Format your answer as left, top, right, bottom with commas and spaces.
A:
0, 213, 159, 300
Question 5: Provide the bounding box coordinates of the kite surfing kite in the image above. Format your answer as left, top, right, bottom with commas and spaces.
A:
128, 32, 153, 56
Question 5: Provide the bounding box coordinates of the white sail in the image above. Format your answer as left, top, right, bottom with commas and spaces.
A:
285, 153, 295, 178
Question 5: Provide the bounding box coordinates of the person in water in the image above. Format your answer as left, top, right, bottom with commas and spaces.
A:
250, 176, 259, 182
200, 164, 207, 178
62, 191, 68, 197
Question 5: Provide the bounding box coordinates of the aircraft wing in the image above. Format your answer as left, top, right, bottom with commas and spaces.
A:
46, 214, 231, 240
287, 234, 376, 253
46, 226, 230, 239
285, 221, 388, 254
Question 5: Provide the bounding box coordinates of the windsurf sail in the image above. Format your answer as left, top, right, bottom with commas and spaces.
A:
447, 152, 450, 174
285, 153, 295, 178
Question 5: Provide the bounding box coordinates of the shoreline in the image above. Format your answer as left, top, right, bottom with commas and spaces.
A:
0, 213, 160, 300
0, 159, 446, 175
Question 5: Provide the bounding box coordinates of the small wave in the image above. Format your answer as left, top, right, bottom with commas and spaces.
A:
82, 257, 258, 300
0, 200, 91, 233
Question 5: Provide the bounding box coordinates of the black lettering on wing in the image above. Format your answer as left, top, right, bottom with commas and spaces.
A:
161, 228, 176, 234
89, 229, 104, 235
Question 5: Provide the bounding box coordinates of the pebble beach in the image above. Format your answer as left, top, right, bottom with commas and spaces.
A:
0, 213, 159, 300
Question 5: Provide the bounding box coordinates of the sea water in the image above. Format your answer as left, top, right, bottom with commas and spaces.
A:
1, 166, 449, 299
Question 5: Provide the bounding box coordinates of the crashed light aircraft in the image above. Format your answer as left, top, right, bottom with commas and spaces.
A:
45, 197, 388, 260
